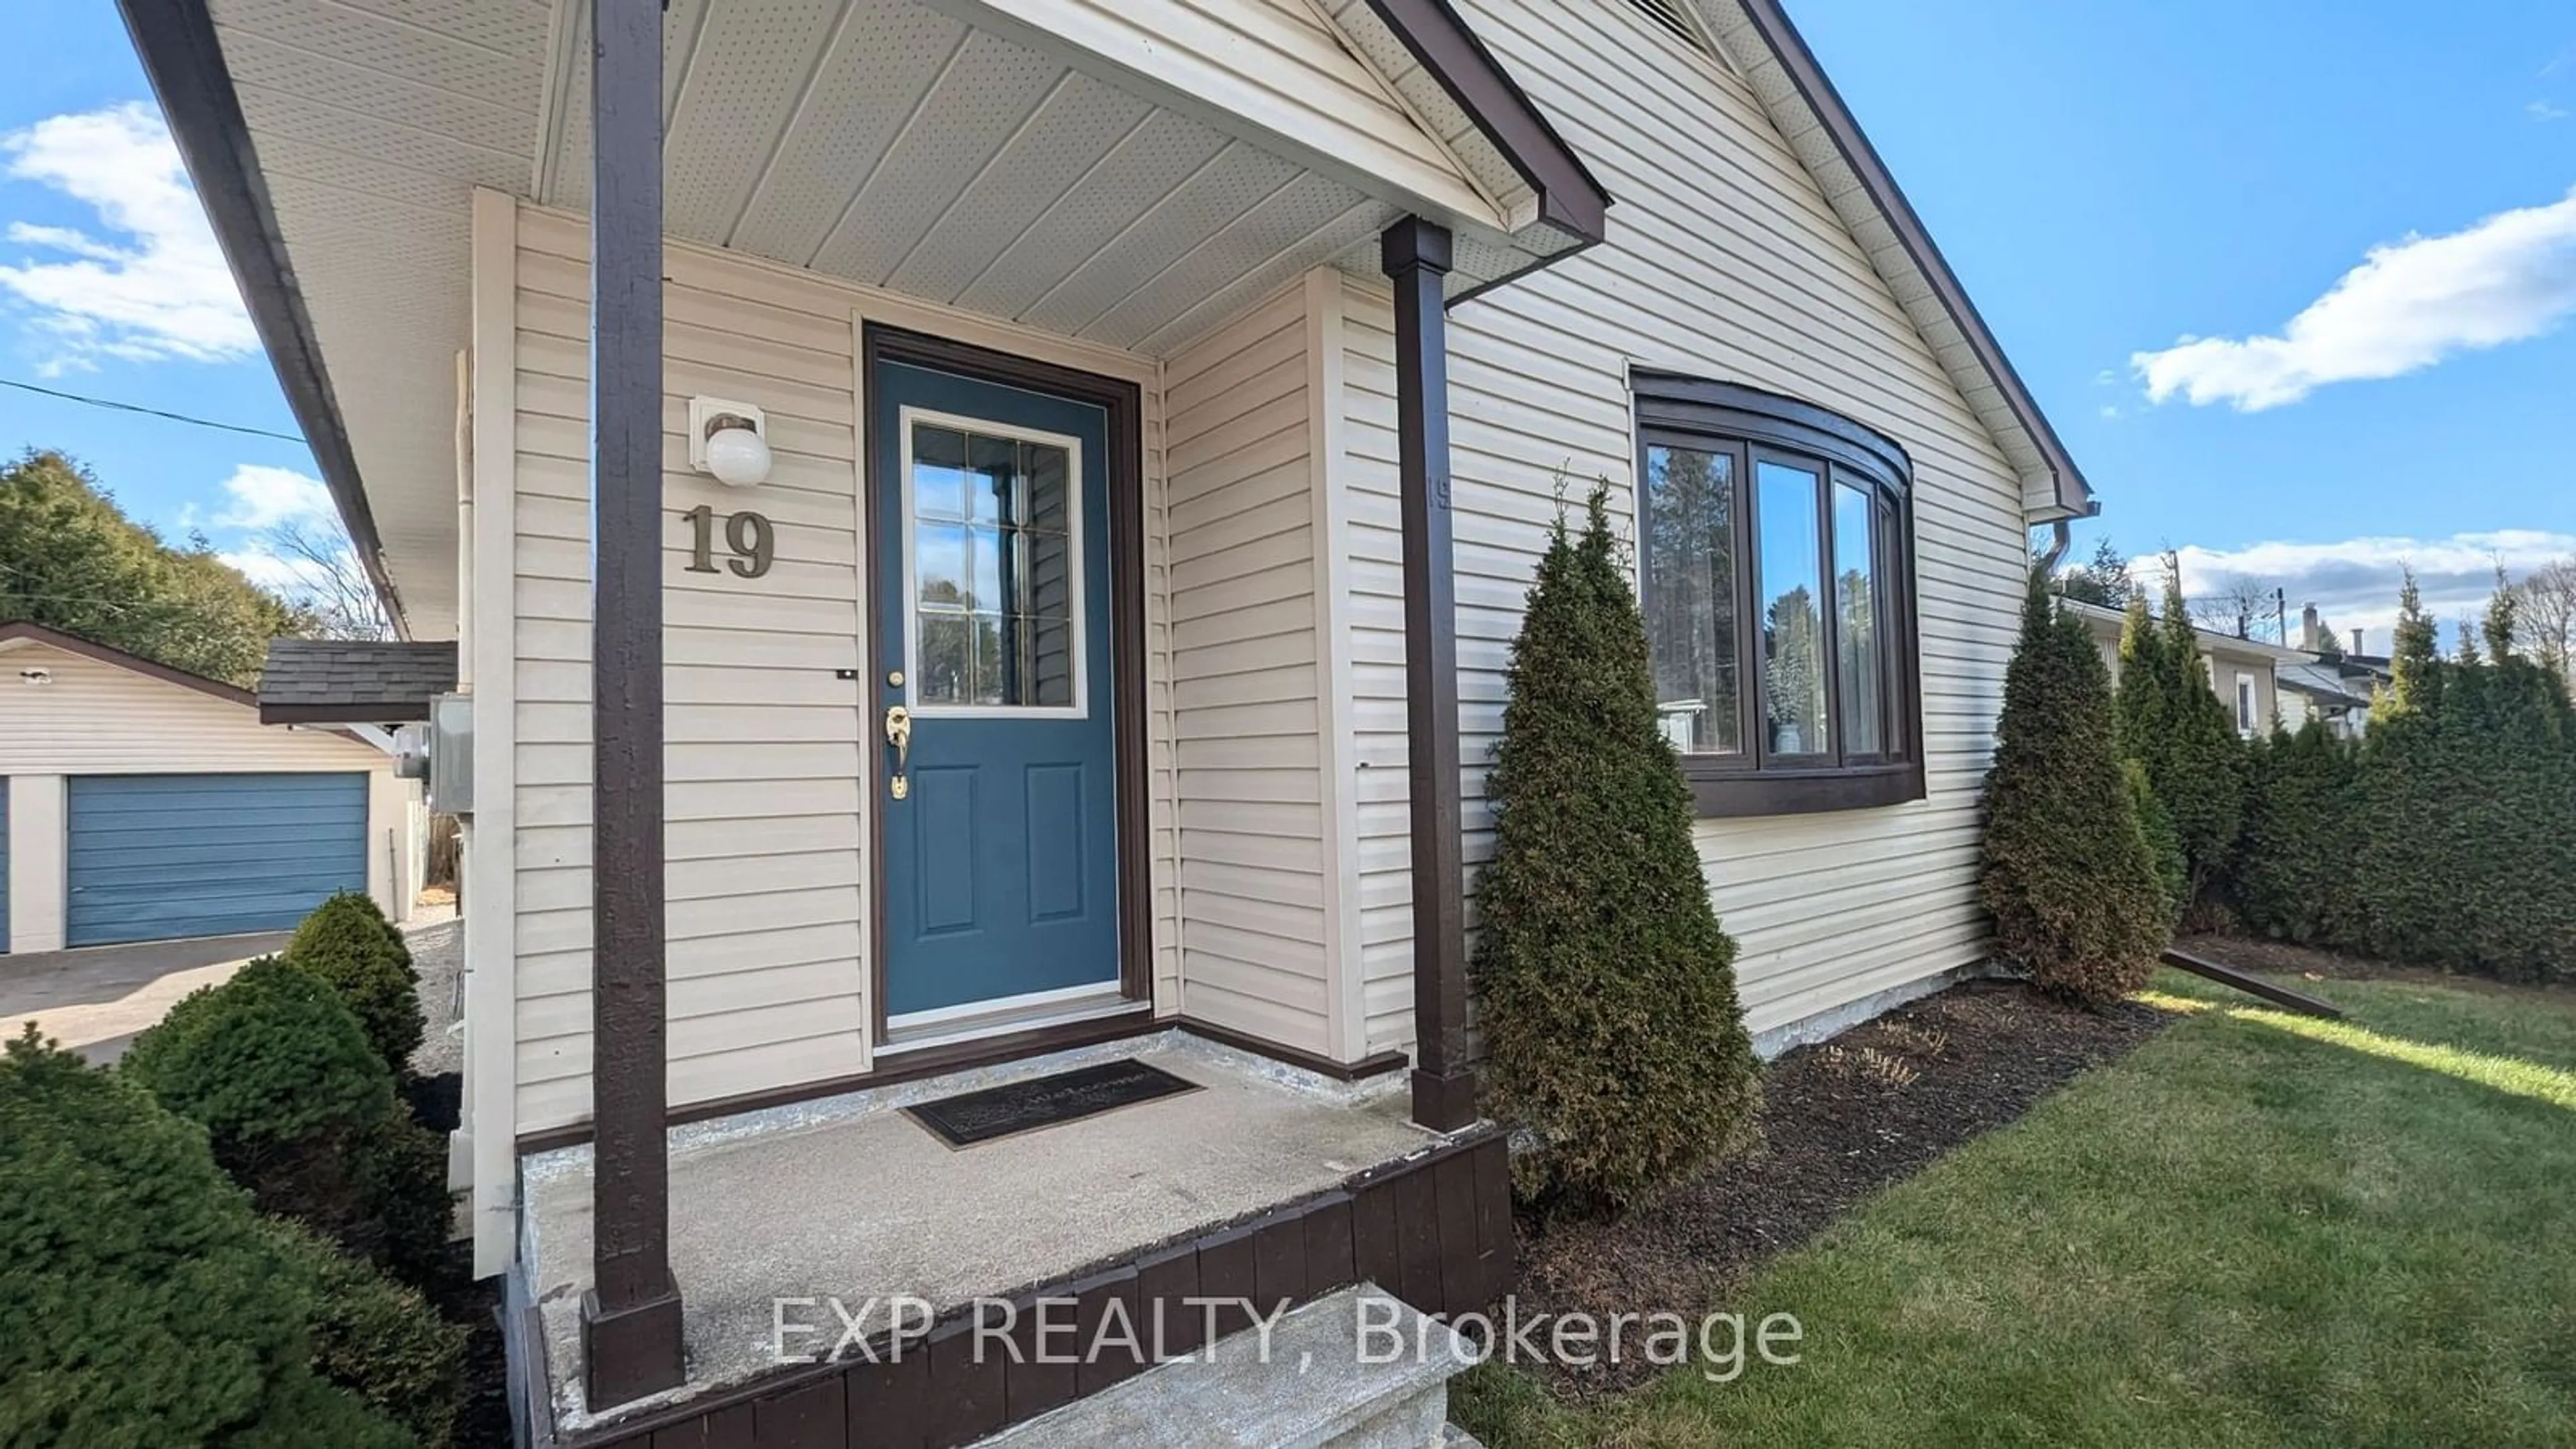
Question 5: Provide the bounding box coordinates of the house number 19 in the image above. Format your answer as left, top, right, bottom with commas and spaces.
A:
683, 504, 773, 578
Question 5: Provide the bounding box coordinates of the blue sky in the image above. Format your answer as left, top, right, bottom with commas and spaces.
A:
0, 0, 2570, 647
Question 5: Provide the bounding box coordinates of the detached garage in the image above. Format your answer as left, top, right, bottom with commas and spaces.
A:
0, 622, 415, 953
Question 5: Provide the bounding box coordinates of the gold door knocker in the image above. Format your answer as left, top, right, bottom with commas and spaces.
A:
884, 704, 912, 800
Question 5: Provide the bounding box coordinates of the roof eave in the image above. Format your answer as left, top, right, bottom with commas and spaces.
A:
1358, 0, 1613, 248
118, 0, 409, 638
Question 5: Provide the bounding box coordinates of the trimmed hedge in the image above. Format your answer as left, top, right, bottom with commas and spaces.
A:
0, 1026, 405, 1448
271, 1222, 466, 1448
1472, 485, 1760, 1212
2113, 576, 2245, 906
284, 892, 421, 1075
2233, 721, 2356, 945
121, 958, 447, 1281
2228, 581, 2576, 982
2122, 757, 2186, 926
1980, 574, 2171, 1005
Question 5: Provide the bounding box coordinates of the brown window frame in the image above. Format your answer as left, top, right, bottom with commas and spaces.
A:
1633, 372, 1925, 817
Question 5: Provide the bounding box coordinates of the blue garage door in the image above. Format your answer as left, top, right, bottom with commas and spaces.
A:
67, 773, 368, 947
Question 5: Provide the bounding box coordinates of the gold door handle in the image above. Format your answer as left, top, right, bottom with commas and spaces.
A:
884, 704, 912, 800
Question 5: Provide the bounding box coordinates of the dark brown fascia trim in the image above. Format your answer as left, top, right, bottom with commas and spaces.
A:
1359, 0, 1612, 246
257, 700, 433, 727
115, 0, 409, 635
0, 621, 257, 708
1687, 761, 1927, 818
1730, 0, 2096, 521
1177, 1018, 1411, 1083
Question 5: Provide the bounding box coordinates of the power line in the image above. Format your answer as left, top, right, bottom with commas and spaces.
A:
0, 378, 307, 446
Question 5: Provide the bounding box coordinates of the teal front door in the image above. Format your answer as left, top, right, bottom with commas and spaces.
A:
875, 359, 1122, 1026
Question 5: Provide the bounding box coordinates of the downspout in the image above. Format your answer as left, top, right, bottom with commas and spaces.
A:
2037, 519, 2072, 574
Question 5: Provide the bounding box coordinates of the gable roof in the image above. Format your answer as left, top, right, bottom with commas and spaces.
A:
258, 638, 459, 725
1703, 0, 2096, 522
0, 621, 258, 708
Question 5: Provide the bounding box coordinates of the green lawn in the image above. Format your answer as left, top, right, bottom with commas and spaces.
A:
1453, 970, 2576, 1447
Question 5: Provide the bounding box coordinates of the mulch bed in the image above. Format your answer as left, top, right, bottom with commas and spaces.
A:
1509, 978, 2171, 1395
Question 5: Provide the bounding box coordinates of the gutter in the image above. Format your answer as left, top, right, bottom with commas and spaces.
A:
117, 0, 409, 638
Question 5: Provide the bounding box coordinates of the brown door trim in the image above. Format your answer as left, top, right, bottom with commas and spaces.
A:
859, 324, 1154, 1049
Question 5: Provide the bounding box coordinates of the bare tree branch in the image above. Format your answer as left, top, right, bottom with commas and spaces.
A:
2511, 556, 2576, 683
262, 519, 393, 640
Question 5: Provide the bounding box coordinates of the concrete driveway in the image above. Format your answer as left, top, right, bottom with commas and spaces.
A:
0, 908, 458, 1065
0, 932, 293, 1063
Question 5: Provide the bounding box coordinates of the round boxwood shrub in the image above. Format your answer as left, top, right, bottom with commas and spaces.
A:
1472, 485, 1760, 1214
121, 959, 446, 1279
270, 1222, 466, 1449
288, 890, 413, 978
0, 1025, 406, 1448
1981, 574, 2171, 1006
285, 892, 422, 1075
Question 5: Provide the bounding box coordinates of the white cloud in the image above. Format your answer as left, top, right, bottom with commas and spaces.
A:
211, 462, 335, 531
2532, 100, 2571, 122
2165, 529, 2576, 653
0, 102, 256, 372
2131, 187, 2576, 410
204, 463, 360, 601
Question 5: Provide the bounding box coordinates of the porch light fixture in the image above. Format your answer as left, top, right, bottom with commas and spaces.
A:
688, 396, 772, 488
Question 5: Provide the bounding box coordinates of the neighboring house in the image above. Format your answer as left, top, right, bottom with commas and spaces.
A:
0, 622, 417, 953
2065, 599, 2308, 738
2273, 603, 2385, 739
132, 0, 2096, 1438
2275, 661, 2375, 739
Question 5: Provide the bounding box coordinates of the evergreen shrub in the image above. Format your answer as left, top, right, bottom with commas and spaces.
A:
271, 1223, 466, 1448
0, 1026, 404, 1448
2121, 758, 2186, 925
1980, 574, 2171, 1005
1472, 485, 1760, 1213
284, 892, 422, 1076
121, 959, 445, 1278
288, 890, 415, 978
2228, 578, 2576, 982
2112, 576, 2245, 906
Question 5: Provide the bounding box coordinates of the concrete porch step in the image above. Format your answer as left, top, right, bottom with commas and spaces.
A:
979, 1285, 1472, 1449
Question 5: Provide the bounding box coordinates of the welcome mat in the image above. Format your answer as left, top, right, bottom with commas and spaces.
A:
904, 1059, 1200, 1148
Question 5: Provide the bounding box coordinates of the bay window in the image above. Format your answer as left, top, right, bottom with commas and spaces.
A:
1635, 373, 1923, 815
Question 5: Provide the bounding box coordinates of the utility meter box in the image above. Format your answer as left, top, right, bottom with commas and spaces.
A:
425, 693, 474, 816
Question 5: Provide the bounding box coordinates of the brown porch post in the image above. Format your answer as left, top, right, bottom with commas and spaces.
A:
580, 0, 684, 1409
1382, 217, 1476, 1134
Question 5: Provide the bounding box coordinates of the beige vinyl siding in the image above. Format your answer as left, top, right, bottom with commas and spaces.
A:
1162, 281, 1336, 1055
1329, 278, 1427, 1055
1334, 0, 2042, 1040
0, 643, 388, 776
502, 203, 1177, 1134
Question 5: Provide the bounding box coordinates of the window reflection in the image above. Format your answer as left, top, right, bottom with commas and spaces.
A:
910, 423, 1077, 708
1643, 444, 1741, 755
1833, 480, 1881, 757
1756, 460, 1828, 757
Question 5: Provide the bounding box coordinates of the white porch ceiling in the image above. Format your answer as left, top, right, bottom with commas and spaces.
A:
200, 0, 1552, 635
